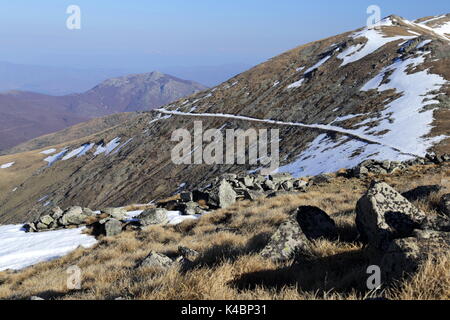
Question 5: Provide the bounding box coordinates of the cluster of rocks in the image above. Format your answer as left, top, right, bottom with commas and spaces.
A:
258, 180, 450, 284
351, 153, 450, 178
24, 206, 131, 237
157, 172, 310, 215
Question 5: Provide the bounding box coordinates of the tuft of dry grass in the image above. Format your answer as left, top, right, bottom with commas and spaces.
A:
0, 163, 448, 300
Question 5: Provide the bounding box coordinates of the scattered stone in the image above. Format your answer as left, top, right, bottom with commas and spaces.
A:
137, 208, 169, 226
269, 173, 292, 184
207, 179, 237, 208
355, 181, 426, 249
59, 206, 87, 226
138, 251, 174, 270
104, 218, 123, 237
420, 214, 450, 232
101, 207, 127, 220
295, 206, 337, 240
178, 246, 200, 259
39, 215, 54, 226
180, 192, 193, 202
260, 218, 312, 262
310, 174, 332, 185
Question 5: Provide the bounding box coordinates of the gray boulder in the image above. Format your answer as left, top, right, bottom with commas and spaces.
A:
50, 207, 63, 219
355, 181, 426, 249
138, 251, 174, 270
310, 174, 332, 185
440, 194, 450, 216
39, 215, 54, 226
104, 219, 123, 237
295, 206, 337, 240
269, 173, 292, 184
208, 179, 237, 208
138, 208, 169, 226
59, 206, 87, 226
101, 207, 127, 220
260, 218, 312, 262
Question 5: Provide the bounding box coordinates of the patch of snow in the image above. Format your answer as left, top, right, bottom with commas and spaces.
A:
44, 149, 68, 166
1, 162, 15, 169
417, 39, 432, 49
273, 81, 280, 87
338, 20, 415, 66
331, 113, 366, 123
77, 143, 95, 157
62, 145, 87, 160
0, 224, 96, 271
418, 15, 447, 25
40, 149, 56, 155
304, 55, 332, 74
112, 138, 133, 155
296, 66, 305, 72
126, 210, 201, 225
94, 138, 121, 156
12, 187, 18, 192
287, 78, 305, 89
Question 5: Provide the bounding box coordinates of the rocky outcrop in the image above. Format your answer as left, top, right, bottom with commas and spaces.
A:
351, 154, 450, 178
25, 206, 96, 232
356, 182, 426, 249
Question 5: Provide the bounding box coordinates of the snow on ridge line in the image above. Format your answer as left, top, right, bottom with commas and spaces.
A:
336, 16, 421, 67
155, 109, 420, 157
1, 162, 15, 169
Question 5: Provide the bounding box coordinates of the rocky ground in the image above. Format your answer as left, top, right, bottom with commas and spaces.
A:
0, 157, 448, 300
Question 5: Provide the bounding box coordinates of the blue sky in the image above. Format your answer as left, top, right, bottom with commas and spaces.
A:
0, 0, 449, 70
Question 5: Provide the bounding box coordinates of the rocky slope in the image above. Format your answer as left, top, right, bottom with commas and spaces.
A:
0, 14, 449, 224
0, 71, 206, 151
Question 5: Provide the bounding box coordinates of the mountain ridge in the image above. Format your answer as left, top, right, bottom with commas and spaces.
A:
0, 13, 449, 224
0, 71, 207, 151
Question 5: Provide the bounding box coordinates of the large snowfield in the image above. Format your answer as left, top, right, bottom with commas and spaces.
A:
0, 224, 97, 271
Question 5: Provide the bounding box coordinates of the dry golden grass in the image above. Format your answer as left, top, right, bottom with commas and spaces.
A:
0, 163, 448, 300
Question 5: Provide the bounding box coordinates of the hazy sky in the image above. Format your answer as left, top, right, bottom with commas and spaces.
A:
0, 0, 449, 70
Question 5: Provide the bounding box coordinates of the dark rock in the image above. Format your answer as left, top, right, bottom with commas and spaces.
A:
310, 174, 332, 185
295, 206, 337, 240
401, 185, 442, 202
180, 192, 193, 202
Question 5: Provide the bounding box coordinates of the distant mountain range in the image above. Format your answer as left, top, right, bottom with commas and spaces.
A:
0, 61, 250, 95
0, 71, 207, 151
